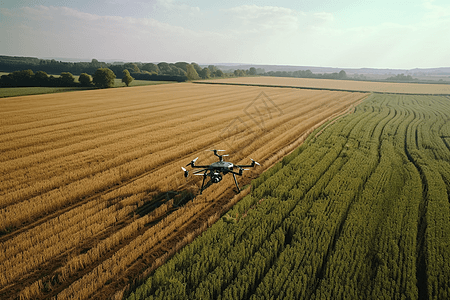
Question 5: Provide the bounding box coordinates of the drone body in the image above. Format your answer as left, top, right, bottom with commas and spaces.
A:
182, 150, 260, 194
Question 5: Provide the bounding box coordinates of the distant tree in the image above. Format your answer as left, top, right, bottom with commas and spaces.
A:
141, 63, 159, 74
234, 69, 246, 77
191, 62, 202, 74
123, 63, 140, 73
90, 59, 101, 68
198, 67, 211, 79
386, 73, 414, 81
8, 69, 35, 86
208, 65, 217, 74
157, 62, 171, 74
93, 68, 116, 88
338, 70, 347, 79
168, 65, 187, 76
305, 70, 313, 77
249, 67, 257, 75
34, 71, 49, 86
79, 73, 92, 87
214, 69, 224, 77
174, 62, 189, 72
60, 72, 75, 86
122, 69, 134, 86
186, 64, 200, 80
256, 68, 265, 75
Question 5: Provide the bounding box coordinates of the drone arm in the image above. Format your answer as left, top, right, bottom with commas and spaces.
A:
193, 168, 208, 174
229, 169, 244, 176
191, 164, 210, 168
236, 159, 260, 168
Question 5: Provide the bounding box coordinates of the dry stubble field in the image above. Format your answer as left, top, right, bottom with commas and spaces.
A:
200, 76, 450, 94
0, 83, 366, 299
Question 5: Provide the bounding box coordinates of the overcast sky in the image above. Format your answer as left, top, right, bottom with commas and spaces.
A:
1, 0, 449, 69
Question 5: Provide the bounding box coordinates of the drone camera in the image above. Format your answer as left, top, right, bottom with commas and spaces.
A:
211, 173, 222, 183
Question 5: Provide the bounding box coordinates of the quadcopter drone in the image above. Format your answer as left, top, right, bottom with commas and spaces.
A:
182, 150, 260, 194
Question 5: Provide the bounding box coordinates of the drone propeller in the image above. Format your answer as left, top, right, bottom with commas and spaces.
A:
206, 149, 226, 152
181, 167, 189, 178
237, 166, 250, 171
186, 157, 199, 166
250, 158, 261, 166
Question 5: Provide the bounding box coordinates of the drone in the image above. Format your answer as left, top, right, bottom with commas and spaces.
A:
181, 150, 260, 194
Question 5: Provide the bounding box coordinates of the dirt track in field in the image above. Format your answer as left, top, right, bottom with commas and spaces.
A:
0, 83, 366, 299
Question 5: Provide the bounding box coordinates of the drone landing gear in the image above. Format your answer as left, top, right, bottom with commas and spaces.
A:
200, 173, 208, 195
199, 173, 241, 195
233, 173, 241, 193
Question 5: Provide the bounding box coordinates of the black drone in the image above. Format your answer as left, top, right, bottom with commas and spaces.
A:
182, 150, 260, 194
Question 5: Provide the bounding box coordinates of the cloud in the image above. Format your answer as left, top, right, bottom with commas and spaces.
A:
228, 5, 330, 33
0, 3, 448, 68
154, 0, 200, 15
228, 5, 300, 30
0, 5, 227, 62
423, 0, 450, 20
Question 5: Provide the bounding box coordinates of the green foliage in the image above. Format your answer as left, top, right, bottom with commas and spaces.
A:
386, 73, 415, 81
93, 68, 116, 88
59, 72, 75, 86
186, 64, 200, 81
338, 70, 347, 79
214, 69, 224, 78
141, 63, 159, 74
123, 63, 140, 73
122, 69, 134, 87
198, 67, 211, 79
191, 62, 202, 74
174, 62, 189, 72
34, 71, 49, 85
208, 65, 217, 74
233, 69, 247, 77
78, 73, 92, 87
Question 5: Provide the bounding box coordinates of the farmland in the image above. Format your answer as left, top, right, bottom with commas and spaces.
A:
199, 76, 450, 95
128, 93, 450, 300
0, 77, 173, 98
0, 83, 365, 299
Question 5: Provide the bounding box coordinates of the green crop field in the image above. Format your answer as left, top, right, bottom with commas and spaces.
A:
127, 94, 450, 300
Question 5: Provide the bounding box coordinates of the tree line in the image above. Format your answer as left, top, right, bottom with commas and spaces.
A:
0, 69, 114, 88
0, 55, 350, 88
0, 56, 229, 82
0, 56, 245, 88
263, 69, 347, 80
385, 73, 416, 81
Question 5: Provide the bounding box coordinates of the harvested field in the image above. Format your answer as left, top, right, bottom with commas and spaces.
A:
198, 76, 450, 95
0, 83, 366, 299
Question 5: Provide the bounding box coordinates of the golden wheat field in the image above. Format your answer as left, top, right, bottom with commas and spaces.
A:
200, 76, 450, 94
0, 83, 366, 299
